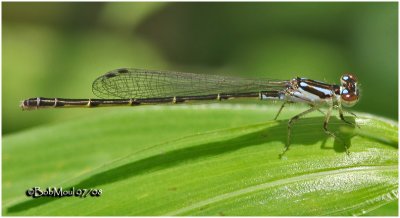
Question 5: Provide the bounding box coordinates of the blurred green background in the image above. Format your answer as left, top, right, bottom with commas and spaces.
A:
2, 2, 398, 135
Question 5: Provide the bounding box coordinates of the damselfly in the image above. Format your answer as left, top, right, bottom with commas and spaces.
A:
21, 68, 360, 156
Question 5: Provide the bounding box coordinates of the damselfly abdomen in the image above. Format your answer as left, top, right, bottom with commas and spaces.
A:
21, 68, 360, 157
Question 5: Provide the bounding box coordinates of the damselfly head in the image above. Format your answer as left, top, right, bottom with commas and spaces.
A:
340, 73, 359, 107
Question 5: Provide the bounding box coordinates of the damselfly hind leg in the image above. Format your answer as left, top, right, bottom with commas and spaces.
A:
274, 102, 286, 120
274, 102, 325, 121
279, 106, 319, 159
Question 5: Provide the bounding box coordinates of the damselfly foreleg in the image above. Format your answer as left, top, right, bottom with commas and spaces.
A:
342, 108, 358, 118
337, 104, 360, 128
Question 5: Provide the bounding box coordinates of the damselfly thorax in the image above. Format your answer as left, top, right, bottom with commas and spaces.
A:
21, 68, 360, 157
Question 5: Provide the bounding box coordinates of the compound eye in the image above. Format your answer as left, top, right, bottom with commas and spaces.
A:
341, 73, 358, 85
341, 88, 359, 107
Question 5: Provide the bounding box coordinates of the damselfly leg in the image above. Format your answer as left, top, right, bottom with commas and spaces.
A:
279, 103, 352, 158
279, 105, 320, 158
274, 101, 327, 121
323, 101, 350, 155
274, 102, 287, 120
337, 105, 360, 128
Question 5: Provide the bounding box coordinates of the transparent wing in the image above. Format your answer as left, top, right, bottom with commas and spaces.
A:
92, 68, 289, 99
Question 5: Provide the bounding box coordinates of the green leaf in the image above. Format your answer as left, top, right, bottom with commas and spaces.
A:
3, 104, 398, 215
